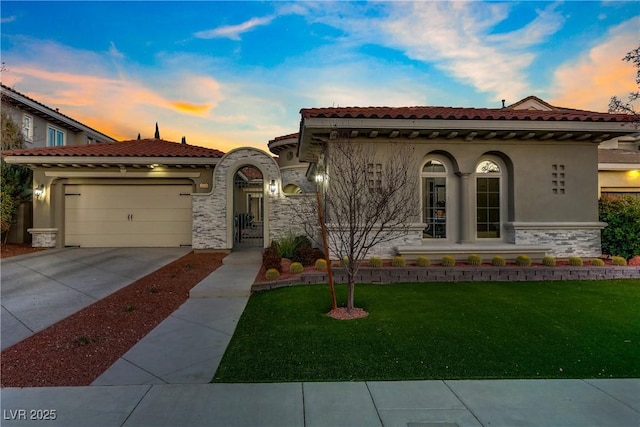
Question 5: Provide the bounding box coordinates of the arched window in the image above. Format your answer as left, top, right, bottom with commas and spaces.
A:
283, 184, 302, 195
475, 159, 502, 239
422, 159, 448, 239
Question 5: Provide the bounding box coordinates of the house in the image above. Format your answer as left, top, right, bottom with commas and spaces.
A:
297, 99, 636, 259
2, 96, 637, 260
504, 96, 640, 199
1, 83, 116, 147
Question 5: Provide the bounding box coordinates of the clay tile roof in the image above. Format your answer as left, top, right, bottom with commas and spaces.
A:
300, 106, 633, 123
239, 166, 263, 180
1, 139, 225, 158
269, 133, 299, 144
598, 149, 640, 165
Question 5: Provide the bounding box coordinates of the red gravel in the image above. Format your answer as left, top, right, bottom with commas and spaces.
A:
0, 251, 225, 387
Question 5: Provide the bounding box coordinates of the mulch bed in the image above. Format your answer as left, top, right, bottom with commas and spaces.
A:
1, 251, 225, 387
0, 243, 46, 259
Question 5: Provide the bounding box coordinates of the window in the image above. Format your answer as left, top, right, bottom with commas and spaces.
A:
23, 114, 33, 142
47, 126, 65, 147
476, 160, 501, 239
422, 159, 447, 239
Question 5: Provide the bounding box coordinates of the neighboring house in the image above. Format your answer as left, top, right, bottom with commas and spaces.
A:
598, 134, 640, 198
1, 83, 117, 147
2, 96, 637, 260
505, 95, 640, 199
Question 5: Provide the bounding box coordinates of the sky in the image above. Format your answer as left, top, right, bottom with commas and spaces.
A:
1, 1, 638, 153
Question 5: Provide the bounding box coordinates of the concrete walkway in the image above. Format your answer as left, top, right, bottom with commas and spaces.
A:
2, 248, 639, 426
1, 247, 191, 350
91, 248, 260, 385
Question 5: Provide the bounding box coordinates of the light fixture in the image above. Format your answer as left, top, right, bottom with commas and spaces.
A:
269, 179, 277, 195
34, 184, 45, 199
315, 174, 324, 183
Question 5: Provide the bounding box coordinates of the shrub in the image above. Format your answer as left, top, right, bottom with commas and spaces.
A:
599, 195, 640, 260
368, 256, 382, 268
441, 256, 455, 267
391, 256, 405, 267
612, 256, 628, 266
416, 256, 430, 267
492, 256, 506, 267
467, 254, 482, 266
274, 232, 313, 262
568, 256, 583, 267
315, 259, 328, 271
342, 256, 350, 267
289, 262, 304, 274
515, 255, 531, 267
292, 246, 322, 266
265, 268, 280, 280
263, 241, 282, 272
591, 258, 605, 267
542, 256, 556, 267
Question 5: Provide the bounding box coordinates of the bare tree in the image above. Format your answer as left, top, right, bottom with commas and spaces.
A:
609, 44, 640, 122
319, 138, 418, 312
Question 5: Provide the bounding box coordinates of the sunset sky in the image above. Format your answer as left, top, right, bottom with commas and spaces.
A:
1, 1, 638, 152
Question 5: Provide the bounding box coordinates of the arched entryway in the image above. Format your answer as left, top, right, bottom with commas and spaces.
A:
233, 165, 264, 248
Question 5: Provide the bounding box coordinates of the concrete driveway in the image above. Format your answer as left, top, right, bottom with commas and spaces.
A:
1, 247, 191, 350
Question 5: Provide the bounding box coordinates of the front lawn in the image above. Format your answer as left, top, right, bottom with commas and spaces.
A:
213, 280, 640, 382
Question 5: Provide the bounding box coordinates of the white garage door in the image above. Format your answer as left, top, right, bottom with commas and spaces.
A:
65, 184, 192, 247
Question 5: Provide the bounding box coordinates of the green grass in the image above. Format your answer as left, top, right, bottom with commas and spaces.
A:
213, 280, 640, 382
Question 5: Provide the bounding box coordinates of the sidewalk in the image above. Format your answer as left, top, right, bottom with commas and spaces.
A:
2, 379, 638, 426
2, 249, 639, 426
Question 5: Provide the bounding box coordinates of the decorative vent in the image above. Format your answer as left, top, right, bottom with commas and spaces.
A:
552, 164, 566, 195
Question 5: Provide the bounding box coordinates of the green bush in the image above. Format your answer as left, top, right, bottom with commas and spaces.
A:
467, 254, 482, 266
315, 259, 328, 271
612, 256, 628, 266
292, 246, 322, 266
416, 256, 430, 267
515, 255, 531, 267
591, 258, 605, 267
568, 256, 583, 267
391, 256, 405, 267
341, 256, 350, 267
368, 256, 382, 268
289, 262, 304, 274
265, 268, 280, 280
599, 195, 640, 260
542, 256, 556, 267
492, 256, 506, 267
441, 256, 455, 267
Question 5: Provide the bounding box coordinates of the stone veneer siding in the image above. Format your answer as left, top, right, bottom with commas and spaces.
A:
507, 223, 606, 258
280, 166, 317, 194
28, 228, 57, 248
192, 148, 281, 250
326, 225, 424, 258
253, 265, 640, 291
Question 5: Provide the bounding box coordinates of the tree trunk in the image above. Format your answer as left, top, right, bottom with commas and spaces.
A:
347, 275, 355, 312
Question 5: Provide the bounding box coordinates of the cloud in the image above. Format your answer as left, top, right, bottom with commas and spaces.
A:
1, 16, 16, 24
549, 17, 640, 112
194, 16, 275, 41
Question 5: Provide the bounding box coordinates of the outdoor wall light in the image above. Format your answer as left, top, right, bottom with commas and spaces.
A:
315, 173, 324, 183
269, 179, 277, 195
34, 184, 45, 199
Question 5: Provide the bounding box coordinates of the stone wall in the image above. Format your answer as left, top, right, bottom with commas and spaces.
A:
253, 265, 640, 291
192, 148, 281, 250
507, 222, 606, 257
280, 166, 317, 194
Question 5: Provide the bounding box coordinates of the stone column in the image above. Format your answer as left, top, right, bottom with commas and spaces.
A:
457, 172, 473, 243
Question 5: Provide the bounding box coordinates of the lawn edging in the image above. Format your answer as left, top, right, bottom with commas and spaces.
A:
252, 265, 640, 291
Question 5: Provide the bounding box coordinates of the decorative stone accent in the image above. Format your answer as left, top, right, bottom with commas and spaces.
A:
325, 224, 424, 258
506, 222, 606, 257
28, 228, 58, 248
192, 148, 281, 250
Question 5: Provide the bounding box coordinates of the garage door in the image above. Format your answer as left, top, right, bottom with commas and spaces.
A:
65, 184, 192, 247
